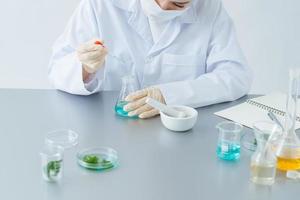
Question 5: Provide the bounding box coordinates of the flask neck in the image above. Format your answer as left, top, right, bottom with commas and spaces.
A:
284, 68, 300, 133
118, 75, 139, 102
255, 138, 267, 152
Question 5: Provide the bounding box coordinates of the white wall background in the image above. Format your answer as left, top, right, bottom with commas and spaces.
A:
0, 0, 299, 93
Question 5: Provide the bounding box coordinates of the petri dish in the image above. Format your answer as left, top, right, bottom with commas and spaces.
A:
45, 129, 79, 149
77, 147, 118, 170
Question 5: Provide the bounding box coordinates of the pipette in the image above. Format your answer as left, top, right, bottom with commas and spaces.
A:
267, 112, 284, 130
146, 98, 187, 118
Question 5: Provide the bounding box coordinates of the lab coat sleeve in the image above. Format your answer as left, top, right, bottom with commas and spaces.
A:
48, 0, 104, 95
157, 4, 253, 108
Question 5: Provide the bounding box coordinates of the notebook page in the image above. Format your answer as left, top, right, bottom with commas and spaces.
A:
250, 92, 300, 115
214, 101, 300, 130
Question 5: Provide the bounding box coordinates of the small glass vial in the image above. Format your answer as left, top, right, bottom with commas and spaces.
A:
115, 75, 140, 118
250, 121, 280, 185
216, 121, 243, 161
40, 145, 64, 182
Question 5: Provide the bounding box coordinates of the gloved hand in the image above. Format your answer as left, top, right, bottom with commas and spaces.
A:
124, 87, 166, 119
77, 39, 108, 74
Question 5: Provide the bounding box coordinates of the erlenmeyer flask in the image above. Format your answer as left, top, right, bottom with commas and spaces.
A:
250, 121, 280, 185
276, 68, 300, 171
115, 75, 140, 118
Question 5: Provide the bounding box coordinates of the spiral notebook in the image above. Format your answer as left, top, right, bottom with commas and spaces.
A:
215, 92, 300, 129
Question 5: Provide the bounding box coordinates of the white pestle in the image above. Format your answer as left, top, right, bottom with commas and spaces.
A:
146, 98, 187, 118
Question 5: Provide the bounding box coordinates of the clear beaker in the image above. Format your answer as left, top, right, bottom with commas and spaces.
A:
250, 121, 280, 185
115, 75, 140, 118
276, 68, 300, 171
216, 121, 243, 161
40, 145, 64, 182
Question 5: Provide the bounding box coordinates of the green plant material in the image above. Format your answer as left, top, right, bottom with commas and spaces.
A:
82, 154, 114, 169
101, 159, 114, 168
45, 160, 62, 180
83, 155, 100, 164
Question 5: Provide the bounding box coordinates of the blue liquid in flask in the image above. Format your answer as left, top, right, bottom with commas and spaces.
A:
115, 101, 138, 118
217, 141, 241, 161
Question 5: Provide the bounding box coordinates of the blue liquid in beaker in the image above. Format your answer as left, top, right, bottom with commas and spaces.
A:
115, 101, 138, 118
217, 141, 241, 161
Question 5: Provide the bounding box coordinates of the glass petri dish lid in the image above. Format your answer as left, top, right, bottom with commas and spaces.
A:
77, 147, 118, 170
45, 129, 79, 149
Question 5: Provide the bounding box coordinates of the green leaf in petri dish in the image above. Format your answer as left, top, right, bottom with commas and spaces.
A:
83, 155, 101, 164
82, 154, 114, 169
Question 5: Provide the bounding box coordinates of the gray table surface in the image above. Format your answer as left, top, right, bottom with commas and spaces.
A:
0, 89, 299, 200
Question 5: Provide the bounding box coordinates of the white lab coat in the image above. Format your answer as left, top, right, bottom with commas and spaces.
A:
48, 0, 253, 108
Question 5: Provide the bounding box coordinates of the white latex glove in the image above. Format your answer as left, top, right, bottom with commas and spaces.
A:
77, 39, 108, 74
124, 87, 166, 119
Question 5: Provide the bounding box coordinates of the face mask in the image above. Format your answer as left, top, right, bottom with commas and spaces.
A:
140, 0, 187, 21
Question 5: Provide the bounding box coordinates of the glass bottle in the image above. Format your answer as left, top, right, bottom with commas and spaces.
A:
115, 75, 140, 118
276, 68, 300, 171
250, 121, 280, 185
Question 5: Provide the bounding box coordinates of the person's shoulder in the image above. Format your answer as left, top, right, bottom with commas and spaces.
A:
194, 0, 221, 16
192, 0, 222, 22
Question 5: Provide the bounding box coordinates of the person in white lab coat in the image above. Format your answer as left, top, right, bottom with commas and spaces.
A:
48, 0, 253, 119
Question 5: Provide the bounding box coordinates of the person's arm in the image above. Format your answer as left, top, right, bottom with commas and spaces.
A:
48, 0, 104, 95
157, 3, 253, 108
